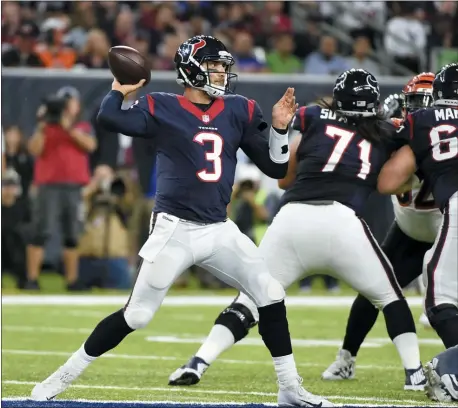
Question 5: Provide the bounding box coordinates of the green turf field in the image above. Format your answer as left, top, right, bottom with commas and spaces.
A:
1, 288, 446, 407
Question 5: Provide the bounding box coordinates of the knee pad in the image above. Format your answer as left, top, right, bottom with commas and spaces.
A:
427, 304, 458, 328
64, 238, 78, 248
215, 298, 258, 342
123, 306, 154, 330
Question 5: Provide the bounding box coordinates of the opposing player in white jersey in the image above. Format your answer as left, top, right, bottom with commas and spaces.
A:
169, 69, 426, 391
322, 73, 443, 385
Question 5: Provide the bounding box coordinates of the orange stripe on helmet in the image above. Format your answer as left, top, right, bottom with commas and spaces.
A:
403, 72, 435, 95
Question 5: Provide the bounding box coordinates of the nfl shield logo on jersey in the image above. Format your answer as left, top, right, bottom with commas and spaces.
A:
202, 115, 210, 123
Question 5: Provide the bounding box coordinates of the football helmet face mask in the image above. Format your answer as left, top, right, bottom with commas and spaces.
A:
403, 72, 434, 113
332, 69, 380, 117
174, 35, 237, 98
383, 93, 405, 119
433, 63, 458, 107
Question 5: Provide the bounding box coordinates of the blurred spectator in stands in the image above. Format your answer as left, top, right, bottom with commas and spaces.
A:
154, 33, 183, 71
266, 32, 302, 73
2, 21, 43, 67
232, 31, 267, 73
230, 164, 269, 244
131, 31, 152, 66
75, 28, 110, 69
35, 28, 77, 69
300, 275, 340, 293
1, 169, 29, 289
293, 18, 322, 59
253, 1, 292, 38
148, 4, 180, 54
26, 86, 97, 291
384, 4, 427, 74
186, 13, 212, 37
346, 36, 380, 75
76, 166, 132, 290
65, 2, 98, 52
1, 1, 22, 45
304, 35, 348, 75
2, 125, 34, 205
110, 7, 136, 48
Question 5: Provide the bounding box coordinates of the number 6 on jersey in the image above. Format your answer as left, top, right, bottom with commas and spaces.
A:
322, 125, 372, 180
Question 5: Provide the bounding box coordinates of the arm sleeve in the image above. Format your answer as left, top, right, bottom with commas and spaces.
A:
97, 91, 159, 138
240, 100, 289, 179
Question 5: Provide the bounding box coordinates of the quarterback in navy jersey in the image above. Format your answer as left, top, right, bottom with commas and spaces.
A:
31, 35, 334, 408
378, 63, 458, 349
169, 69, 425, 391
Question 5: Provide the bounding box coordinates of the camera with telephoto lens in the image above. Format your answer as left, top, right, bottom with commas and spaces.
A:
41, 94, 68, 124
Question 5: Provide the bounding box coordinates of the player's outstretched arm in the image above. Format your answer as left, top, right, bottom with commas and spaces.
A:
240, 90, 297, 179
378, 145, 416, 194
97, 79, 156, 138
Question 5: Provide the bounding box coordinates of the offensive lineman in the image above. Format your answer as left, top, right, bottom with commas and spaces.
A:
378, 62, 458, 349
31, 35, 333, 407
322, 73, 441, 385
169, 69, 425, 391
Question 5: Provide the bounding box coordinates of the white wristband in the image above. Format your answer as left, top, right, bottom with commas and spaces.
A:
269, 126, 290, 163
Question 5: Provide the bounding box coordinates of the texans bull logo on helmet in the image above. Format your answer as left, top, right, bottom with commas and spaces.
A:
178, 39, 207, 64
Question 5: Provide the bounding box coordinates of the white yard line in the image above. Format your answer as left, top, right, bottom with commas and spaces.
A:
1, 295, 425, 307
1, 381, 441, 406
2, 325, 443, 347
2, 349, 400, 370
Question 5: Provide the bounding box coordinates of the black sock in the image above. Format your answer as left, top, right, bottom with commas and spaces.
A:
84, 309, 134, 357
434, 315, 458, 348
383, 299, 416, 340
258, 300, 292, 357
342, 294, 379, 357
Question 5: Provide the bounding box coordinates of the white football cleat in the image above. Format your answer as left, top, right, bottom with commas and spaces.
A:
322, 349, 355, 381
424, 361, 456, 402
31, 365, 80, 401
168, 356, 209, 386
278, 377, 334, 407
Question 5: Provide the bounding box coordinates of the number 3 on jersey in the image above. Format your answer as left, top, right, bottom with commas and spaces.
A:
322, 125, 372, 180
193, 132, 224, 182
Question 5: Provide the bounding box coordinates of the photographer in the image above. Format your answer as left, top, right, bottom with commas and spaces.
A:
229, 164, 269, 244
26, 86, 97, 290
76, 166, 132, 290
1, 169, 29, 289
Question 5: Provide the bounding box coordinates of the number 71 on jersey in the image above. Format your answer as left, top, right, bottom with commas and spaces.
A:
322, 125, 372, 180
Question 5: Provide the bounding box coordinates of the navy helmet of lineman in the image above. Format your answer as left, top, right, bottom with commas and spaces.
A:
433, 62, 458, 106
332, 68, 380, 117
174, 35, 237, 98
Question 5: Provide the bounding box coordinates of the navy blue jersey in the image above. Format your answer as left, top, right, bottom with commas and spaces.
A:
399, 106, 458, 211
97, 90, 287, 223
282, 105, 398, 215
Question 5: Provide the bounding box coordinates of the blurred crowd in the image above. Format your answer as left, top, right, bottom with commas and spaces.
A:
2, 1, 458, 75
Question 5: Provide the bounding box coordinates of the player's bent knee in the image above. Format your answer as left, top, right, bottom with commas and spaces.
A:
215, 299, 258, 342
254, 275, 285, 307
427, 303, 458, 328
123, 307, 154, 330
